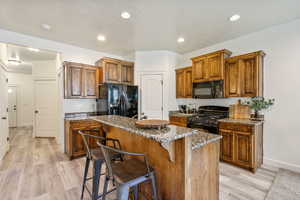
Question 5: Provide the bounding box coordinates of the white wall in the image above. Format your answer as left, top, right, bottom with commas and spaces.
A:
7, 73, 34, 127
177, 19, 300, 170
32, 60, 57, 79
0, 28, 124, 147
135, 51, 180, 119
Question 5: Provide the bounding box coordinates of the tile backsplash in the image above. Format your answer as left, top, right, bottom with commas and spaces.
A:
176, 97, 246, 109
64, 99, 97, 113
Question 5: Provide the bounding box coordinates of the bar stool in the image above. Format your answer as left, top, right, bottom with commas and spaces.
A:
79, 129, 122, 200
98, 142, 159, 200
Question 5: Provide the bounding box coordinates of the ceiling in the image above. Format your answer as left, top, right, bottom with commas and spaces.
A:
6, 44, 57, 74
0, 0, 299, 56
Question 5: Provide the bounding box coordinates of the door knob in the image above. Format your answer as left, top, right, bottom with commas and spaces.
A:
35, 110, 39, 114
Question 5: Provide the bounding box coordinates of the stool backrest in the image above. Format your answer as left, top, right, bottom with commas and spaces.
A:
97, 142, 151, 179
78, 129, 106, 160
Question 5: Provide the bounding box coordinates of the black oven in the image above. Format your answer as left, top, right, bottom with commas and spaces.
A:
193, 80, 224, 99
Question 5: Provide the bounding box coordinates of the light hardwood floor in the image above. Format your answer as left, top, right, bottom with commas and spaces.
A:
0, 127, 278, 200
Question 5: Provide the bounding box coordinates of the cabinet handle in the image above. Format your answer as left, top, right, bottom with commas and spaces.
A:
1, 117, 7, 120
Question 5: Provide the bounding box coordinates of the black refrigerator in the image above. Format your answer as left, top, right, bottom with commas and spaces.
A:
96, 83, 138, 118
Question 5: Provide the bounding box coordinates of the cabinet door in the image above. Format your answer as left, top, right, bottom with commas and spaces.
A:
240, 57, 257, 97
192, 57, 207, 82
220, 129, 235, 162
65, 63, 84, 98
83, 67, 99, 98
225, 60, 240, 97
121, 64, 134, 84
235, 133, 253, 168
176, 69, 185, 98
207, 54, 222, 80
184, 68, 193, 98
105, 61, 121, 82
72, 130, 85, 156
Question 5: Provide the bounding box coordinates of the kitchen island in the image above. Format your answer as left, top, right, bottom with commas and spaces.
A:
90, 115, 222, 200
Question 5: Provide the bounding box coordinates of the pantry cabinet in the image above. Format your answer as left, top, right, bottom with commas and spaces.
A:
175, 66, 192, 98
95, 57, 134, 85
64, 62, 99, 99
191, 49, 232, 82
225, 51, 265, 97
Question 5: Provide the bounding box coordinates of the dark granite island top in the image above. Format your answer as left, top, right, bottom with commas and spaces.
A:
90, 115, 221, 200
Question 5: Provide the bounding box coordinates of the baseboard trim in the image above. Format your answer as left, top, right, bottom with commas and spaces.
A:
264, 157, 300, 173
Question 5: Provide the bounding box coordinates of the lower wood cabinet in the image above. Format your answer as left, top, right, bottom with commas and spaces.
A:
219, 121, 263, 172
169, 115, 188, 127
65, 119, 103, 160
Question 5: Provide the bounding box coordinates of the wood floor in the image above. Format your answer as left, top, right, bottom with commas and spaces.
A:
0, 127, 278, 200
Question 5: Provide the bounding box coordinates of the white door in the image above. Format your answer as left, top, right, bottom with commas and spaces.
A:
8, 86, 17, 127
0, 67, 9, 159
34, 80, 58, 137
140, 74, 163, 119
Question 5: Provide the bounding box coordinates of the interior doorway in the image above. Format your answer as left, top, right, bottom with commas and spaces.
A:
8, 86, 17, 128
5, 43, 59, 139
34, 80, 58, 138
140, 73, 164, 119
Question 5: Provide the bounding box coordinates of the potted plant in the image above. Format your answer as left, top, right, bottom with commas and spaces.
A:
243, 97, 275, 120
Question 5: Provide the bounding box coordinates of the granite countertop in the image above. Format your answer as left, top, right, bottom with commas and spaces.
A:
169, 111, 197, 118
218, 118, 264, 125
191, 133, 222, 150
90, 115, 221, 151
65, 112, 107, 121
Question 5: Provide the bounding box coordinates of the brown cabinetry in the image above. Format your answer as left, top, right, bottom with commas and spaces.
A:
65, 119, 103, 159
175, 66, 192, 98
169, 115, 188, 127
219, 121, 263, 172
95, 57, 134, 85
64, 62, 99, 99
191, 49, 232, 82
225, 51, 265, 97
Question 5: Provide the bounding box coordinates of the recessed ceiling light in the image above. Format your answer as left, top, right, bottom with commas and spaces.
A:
177, 37, 185, 43
121, 11, 131, 19
41, 23, 51, 30
28, 47, 40, 52
8, 59, 22, 65
97, 35, 106, 41
229, 14, 240, 22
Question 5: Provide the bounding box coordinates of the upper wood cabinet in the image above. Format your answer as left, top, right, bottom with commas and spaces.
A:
176, 66, 192, 98
191, 49, 232, 82
95, 57, 134, 85
64, 62, 99, 99
225, 51, 265, 97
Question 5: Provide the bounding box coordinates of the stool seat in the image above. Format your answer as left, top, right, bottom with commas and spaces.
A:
112, 158, 153, 183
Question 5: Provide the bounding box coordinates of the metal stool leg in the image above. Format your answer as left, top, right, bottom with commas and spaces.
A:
117, 184, 130, 200
92, 160, 103, 200
102, 176, 110, 200
133, 185, 139, 200
150, 172, 159, 200
81, 157, 90, 200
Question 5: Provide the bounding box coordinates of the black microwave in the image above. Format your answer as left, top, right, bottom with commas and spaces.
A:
193, 80, 224, 99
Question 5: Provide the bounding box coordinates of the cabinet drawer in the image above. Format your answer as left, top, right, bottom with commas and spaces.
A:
169, 116, 188, 125
219, 122, 252, 133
